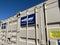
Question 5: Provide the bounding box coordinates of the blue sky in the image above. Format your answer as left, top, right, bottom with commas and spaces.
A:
0, 0, 46, 20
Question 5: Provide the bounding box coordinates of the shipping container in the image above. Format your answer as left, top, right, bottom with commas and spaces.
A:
0, 0, 60, 45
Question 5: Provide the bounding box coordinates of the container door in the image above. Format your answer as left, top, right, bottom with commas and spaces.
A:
10, 22, 17, 45
46, 0, 60, 45
19, 12, 40, 45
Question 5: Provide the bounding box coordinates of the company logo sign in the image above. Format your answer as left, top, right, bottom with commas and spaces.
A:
2, 23, 6, 29
21, 16, 27, 26
58, 40, 60, 45
21, 14, 35, 26
28, 14, 35, 25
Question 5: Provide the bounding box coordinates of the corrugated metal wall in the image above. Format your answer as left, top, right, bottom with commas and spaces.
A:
0, 0, 60, 45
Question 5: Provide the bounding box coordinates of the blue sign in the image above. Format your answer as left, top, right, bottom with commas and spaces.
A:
2, 23, 6, 29
58, 40, 60, 45
21, 16, 27, 26
28, 14, 35, 25
58, 0, 60, 9
20, 14, 35, 26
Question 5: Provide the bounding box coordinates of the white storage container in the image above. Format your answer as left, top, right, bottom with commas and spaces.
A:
0, 0, 60, 45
